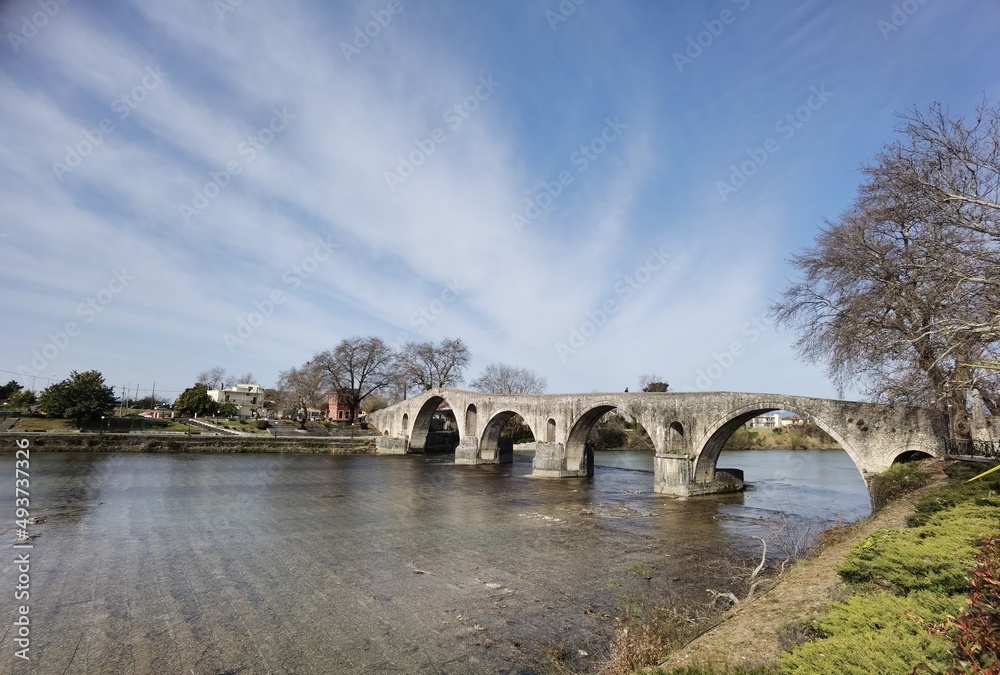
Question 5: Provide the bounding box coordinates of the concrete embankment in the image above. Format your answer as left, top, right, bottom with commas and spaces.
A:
0, 433, 375, 454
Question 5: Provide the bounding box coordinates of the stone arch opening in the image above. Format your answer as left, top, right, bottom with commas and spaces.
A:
481, 410, 535, 464
695, 404, 863, 483
567, 405, 656, 474
465, 404, 478, 437
892, 449, 935, 464
546, 418, 556, 443
409, 395, 459, 453
667, 422, 685, 454
401, 413, 409, 432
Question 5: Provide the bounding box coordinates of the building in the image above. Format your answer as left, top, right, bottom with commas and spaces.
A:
746, 413, 783, 429
207, 383, 264, 418
781, 416, 805, 427
325, 390, 355, 422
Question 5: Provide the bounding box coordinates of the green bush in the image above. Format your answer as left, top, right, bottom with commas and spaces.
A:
780, 591, 964, 674
723, 427, 761, 450
867, 461, 931, 511
906, 464, 1000, 527
838, 503, 1000, 596
255, 420, 269, 430
653, 666, 778, 675
935, 536, 1000, 672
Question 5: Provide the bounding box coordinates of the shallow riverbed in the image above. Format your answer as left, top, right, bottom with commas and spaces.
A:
0, 449, 869, 673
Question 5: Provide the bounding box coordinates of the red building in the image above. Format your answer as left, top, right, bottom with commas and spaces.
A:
325, 390, 354, 421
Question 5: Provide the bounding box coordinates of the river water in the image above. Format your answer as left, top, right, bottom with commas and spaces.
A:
1, 449, 869, 674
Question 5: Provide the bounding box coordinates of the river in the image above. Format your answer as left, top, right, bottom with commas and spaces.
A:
0, 449, 869, 674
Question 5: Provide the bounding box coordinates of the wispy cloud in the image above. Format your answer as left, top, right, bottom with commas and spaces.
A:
1, 0, 997, 398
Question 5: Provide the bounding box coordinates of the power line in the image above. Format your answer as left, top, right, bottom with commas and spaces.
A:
0, 368, 189, 395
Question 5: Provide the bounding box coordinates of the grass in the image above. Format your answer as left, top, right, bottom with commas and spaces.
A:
12, 417, 76, 431
201, 418, 269, 434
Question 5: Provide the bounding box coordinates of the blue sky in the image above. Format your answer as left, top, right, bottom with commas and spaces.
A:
1, 0, 998, 403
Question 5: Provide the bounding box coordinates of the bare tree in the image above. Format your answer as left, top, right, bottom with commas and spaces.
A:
196, 366, 229, 390
398, 338, 471, 391
638, 374, 670, 392
470, 363, 547, 395
770, 101, 1000, 439
313, 336, 397, 422
275, 363, 328, 427
361, 393, 389, 414
235, 372, 256, 385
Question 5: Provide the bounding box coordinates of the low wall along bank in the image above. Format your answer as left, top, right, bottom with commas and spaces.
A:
0, 434, 375, 454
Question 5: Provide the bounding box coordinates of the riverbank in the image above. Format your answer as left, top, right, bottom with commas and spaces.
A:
0, 433, 375, 453
723, 426, 839, 451
648, 459, 1000, 673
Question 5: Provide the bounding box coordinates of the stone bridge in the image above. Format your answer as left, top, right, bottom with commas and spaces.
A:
367, 389, 944, 496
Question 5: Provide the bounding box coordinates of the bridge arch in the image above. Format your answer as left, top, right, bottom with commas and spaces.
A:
565, 402, 658, 473
693, 402, 864, 482
566, 404, 615, 472
481, 409, 536, 463
409, 394, 459, 452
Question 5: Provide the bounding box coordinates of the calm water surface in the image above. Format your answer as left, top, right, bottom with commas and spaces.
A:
0, 449, 868, 674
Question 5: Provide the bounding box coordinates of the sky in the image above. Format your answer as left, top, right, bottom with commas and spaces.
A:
1, 0, 998, 404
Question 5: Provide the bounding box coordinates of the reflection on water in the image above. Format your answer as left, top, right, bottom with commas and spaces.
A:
592, 448, 871, 555
0, 450, 869, 674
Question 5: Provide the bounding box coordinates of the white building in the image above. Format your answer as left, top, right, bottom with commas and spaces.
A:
207, 383, 264, 418
746, 413, 783, 429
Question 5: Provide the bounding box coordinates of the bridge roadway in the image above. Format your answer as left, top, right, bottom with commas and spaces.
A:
367, 389, 943, 496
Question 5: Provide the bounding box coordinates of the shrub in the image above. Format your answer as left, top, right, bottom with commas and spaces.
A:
934, 536, 1000, 673
255, 420, 269, 430
868, 461, 931, 511
723, 427, 761, 450
907, 464, 1000, 527
838, 504, 1000, 596
651, 666, 778, 674
780, 591, 964, 674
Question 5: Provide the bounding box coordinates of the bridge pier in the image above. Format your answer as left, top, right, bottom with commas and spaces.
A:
455, 437, 514, 465
531, 442, 593, 478
375, 437, 409, 454
654, 454, 744, 497
454, 436, 480, 464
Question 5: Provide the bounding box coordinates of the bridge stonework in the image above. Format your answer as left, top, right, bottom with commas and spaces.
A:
367, 389, 943, 496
